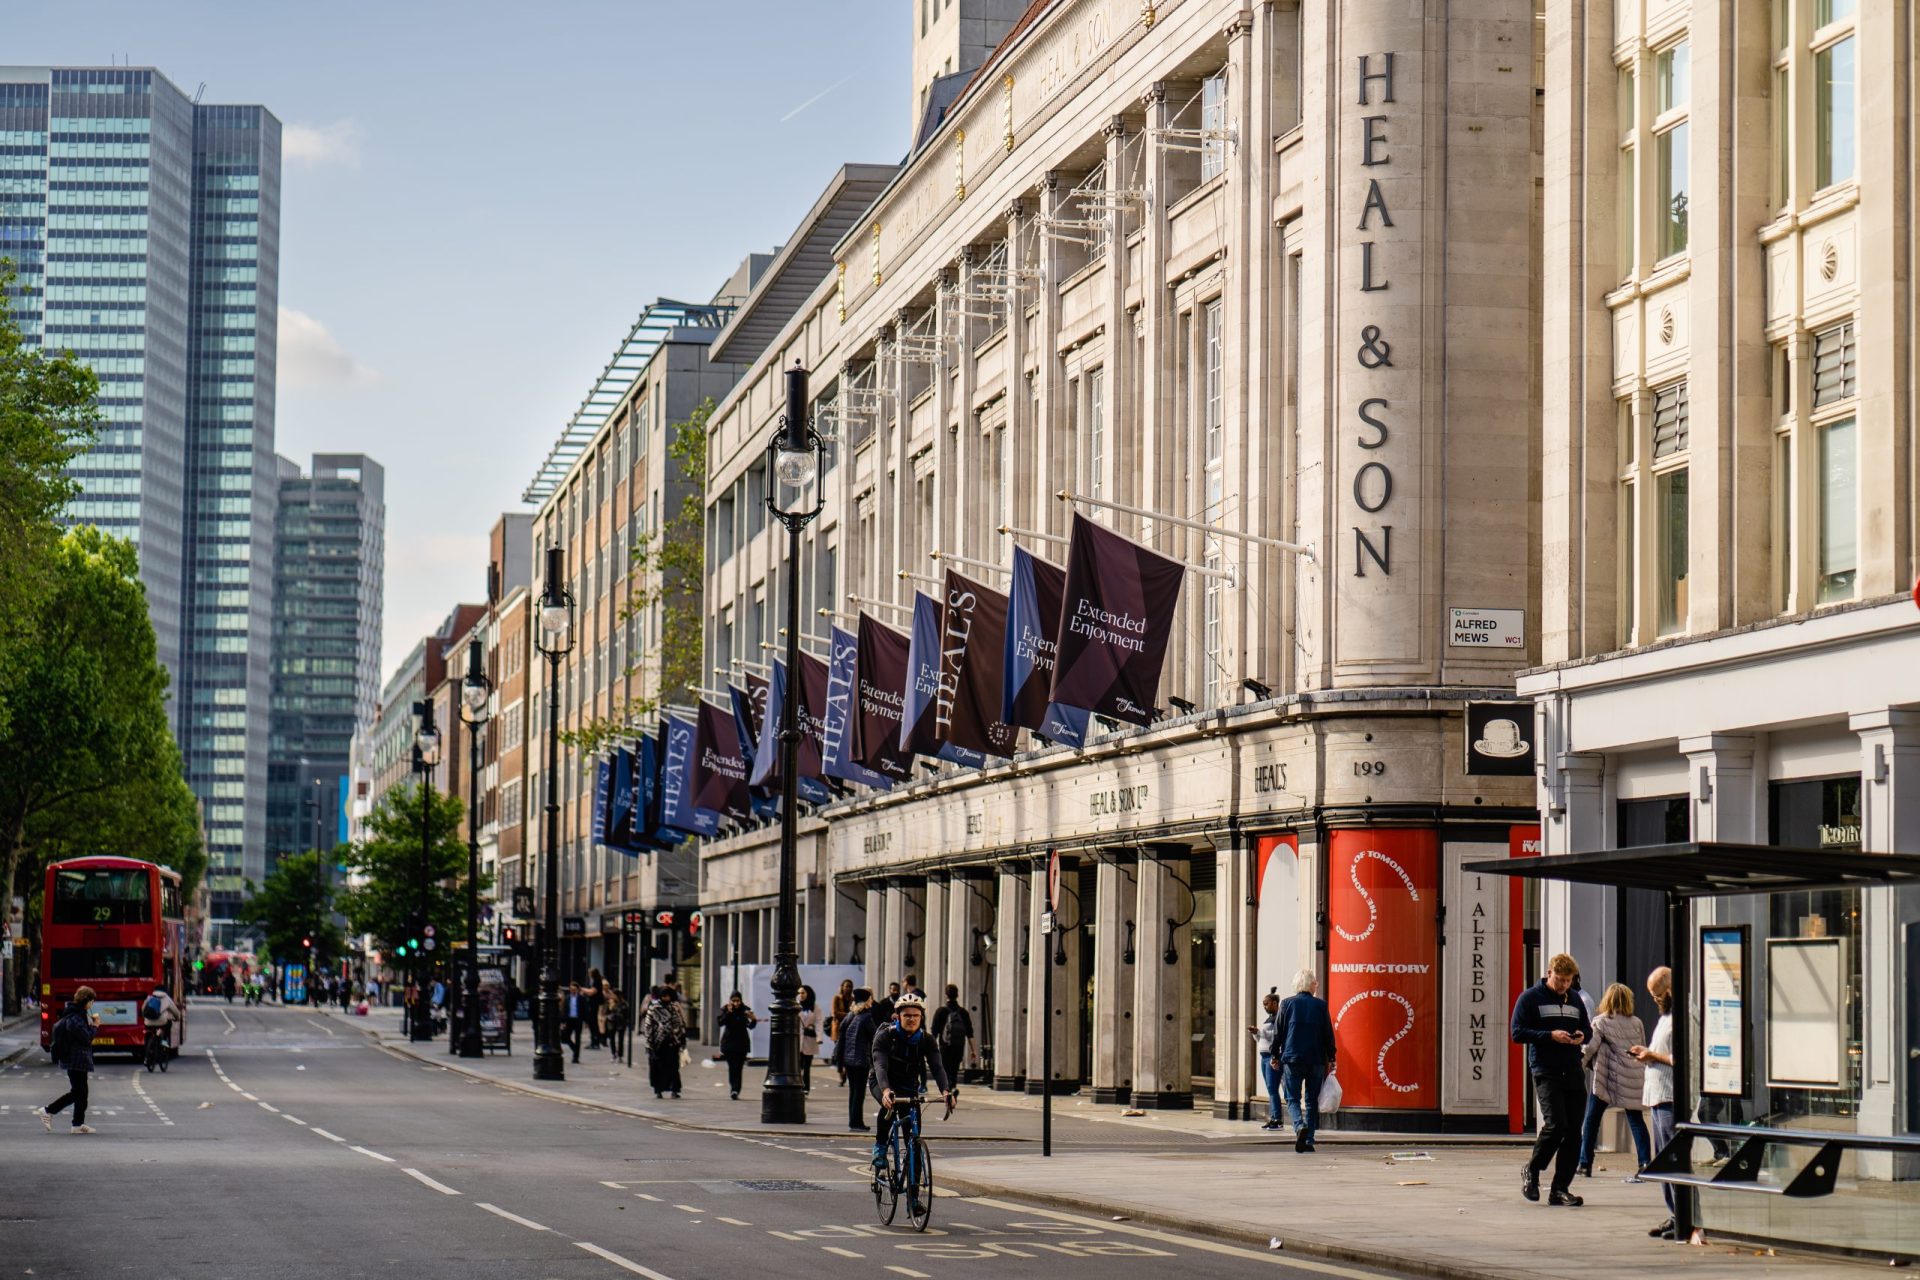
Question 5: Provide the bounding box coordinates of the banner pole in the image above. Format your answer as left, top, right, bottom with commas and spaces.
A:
1055, 489, 1317, 561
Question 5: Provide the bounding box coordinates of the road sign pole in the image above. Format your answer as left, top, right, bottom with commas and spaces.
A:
1041, 847, 1058, 1159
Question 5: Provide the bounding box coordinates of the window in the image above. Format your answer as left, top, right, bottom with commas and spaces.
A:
1652, 380, 1689, 458
1815, 36, 1856, 189
1818, 417, 1857, 602
52, 867, 151, 924
1204, 300, 1224, 515
1812, 321, 1856, 405
1655, 42, 1689, 114
1200, 71, 1229, 181
1086, 367, 1105, 501
1656, 122, 1689, 258
1656, 467, 1689, 635
1617, 65, 1638, 273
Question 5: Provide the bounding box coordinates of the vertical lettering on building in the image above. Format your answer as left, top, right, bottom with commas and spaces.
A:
1352, 52, 1398, 578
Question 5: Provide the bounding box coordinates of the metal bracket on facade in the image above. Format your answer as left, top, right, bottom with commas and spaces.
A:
1145, 123, 1239, 157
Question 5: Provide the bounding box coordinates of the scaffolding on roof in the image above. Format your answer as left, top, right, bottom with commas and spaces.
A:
521, 297, 736, 505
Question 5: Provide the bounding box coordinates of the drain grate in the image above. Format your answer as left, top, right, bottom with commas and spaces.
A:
729, 1179, 828, 1193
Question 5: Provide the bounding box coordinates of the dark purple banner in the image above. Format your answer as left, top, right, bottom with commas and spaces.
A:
691, 699, 751, 819
852, 614, 916, 783
936, 568, 1017, 758
1048, 512, 1185, 727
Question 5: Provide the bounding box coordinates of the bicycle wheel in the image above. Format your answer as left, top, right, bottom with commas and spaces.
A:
872, 1128, 899, 1225
905, 1138, 934, 1231
158, 1043, 170, 1072
144, 1036, 158, 1073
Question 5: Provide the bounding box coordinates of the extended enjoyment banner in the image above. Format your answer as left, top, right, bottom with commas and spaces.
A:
691, 698, 751, 819
851, 613, 916, 783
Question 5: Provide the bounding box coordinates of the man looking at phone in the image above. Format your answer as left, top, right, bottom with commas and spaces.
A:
1511, 953, 1593, 1206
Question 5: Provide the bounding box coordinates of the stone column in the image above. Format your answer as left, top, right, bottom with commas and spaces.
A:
1541, 747, 1609, 971
922, 875, 951, 999
1682, 734, 1761, 845
948, 871, 992, 1078
1001, 200, 1029, 536
864, 882, 887, 994
1851, 711, 1920, 1163
1027, 856, 1082, 1093
1090, 853, 1137, 1104
1037, 172, 1069, 540
992, 862, 1030, 1089
1213, 835, 1257, 1120
1132, 852, 1193, 1108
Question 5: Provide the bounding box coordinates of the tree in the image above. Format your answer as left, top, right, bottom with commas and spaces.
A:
0, 527, 205, 952
0, 262, 102, 739
565, 397, 711, 754
242, 851, 343, 969
338, 782, 488, 960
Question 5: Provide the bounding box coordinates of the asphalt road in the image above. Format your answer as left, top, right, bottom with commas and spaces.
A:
1, 1003, 1412, 1280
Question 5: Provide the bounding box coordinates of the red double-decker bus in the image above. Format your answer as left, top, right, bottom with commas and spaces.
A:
39, 857, 190, 1056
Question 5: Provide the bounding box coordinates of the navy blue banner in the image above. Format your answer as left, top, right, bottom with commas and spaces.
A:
661, 713, 720, 836
638, 733, 686, 847
749, 660, 831, 804
592, 757, 611, 847
1003, 546, 1090, 746
823, 625, 891, 789
607, 746, 640, 855
728, 683, 778, 819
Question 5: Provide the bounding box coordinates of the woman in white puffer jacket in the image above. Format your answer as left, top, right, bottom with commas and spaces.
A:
1577, 982, 1650, 1178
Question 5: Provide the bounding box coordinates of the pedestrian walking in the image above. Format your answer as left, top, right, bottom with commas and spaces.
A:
1276, 970, 1336, 1152
222, 970, 237, 1003
586, 967, 607, 1050
833, 988, 878, 1130
901, 972, 925, 1000
829, 979, 855, 1086
873, 981, 901, 1024
1630, 966, 1678, 1239
716, 991, 758, 1099
1578, 982, 1650, 1178
1250, 989, 1284, 1130
39, 987, 99, 1134
1512, 952, 1594, 1207
643, 986, 687, 1098
603, 987, 629, 1059
798, 985, 820, 1093
562, 983, 585, 1063
930, 984, 973, 1088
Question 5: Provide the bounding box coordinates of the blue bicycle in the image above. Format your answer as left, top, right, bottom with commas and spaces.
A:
872, 1093, 940, 1230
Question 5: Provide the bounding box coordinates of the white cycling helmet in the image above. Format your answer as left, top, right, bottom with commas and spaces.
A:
893, 992, 927, 1010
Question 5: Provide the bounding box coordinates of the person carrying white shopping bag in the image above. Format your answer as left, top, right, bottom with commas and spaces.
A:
1274, 969, 1338, 1153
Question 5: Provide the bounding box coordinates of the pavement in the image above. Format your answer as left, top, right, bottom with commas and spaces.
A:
0, 1000, 1419, 1280
315, 1003, 1883, 1279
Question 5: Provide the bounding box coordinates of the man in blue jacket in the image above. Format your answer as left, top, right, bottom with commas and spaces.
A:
1511, 953, 1593, 1206
1274, 969, 1337, 1153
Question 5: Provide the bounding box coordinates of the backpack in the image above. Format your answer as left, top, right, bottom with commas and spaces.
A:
938, 1005, 971, 1052
48, 1013, 74, 1065
143, 994, 165, 1021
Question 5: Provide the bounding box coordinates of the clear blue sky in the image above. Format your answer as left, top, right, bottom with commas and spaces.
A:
10, 1, 911, 681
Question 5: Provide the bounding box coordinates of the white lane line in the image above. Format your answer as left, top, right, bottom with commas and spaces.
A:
257, 1102, 280, 1113
310, 1128, 345, 1142
350, 1145, 396, 1163
403, 1167, 460, 1196
672, 1203, 704, 1214
717, 1216, 752, 1227
475, 1202, 548, 1232
576, 1243, 677, 1279
822, 1246, 864, 1259
885, 1269, 933, 1279
282, 1114, 307, 1126
599, 1180, 628, 1189
241, 1092, 258, 1101
219, 1009, 235, 1035
226, 1082, 243, 1093
968, 1198, 1384, 1276
303, 1017, 335, 1036
130, 1076, 173, 1126
632, 1193, 661, 1202
767, 1230, 804, 1241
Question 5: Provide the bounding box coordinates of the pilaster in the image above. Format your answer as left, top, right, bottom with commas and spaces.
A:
1850, 710, 1920, 1155
992, 862, 1030, 1088
1131, 851, 1193, 1108
1090, 853, 1137, 1103
1213, 835, 1258, 1119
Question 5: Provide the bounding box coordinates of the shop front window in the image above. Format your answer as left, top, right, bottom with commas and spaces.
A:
1189, 861, 1217, 1092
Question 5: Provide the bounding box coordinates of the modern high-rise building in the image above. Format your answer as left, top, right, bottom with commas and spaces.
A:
0, 65, 282, 935
266, 454, 385, 871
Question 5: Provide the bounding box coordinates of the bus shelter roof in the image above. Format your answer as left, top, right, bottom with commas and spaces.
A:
1462, 841, 1920, 899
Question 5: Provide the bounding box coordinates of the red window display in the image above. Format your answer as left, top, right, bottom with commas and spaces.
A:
1326, 828, 1439, 1110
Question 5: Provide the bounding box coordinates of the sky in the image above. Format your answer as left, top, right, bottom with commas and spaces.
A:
9, 1, 912, 682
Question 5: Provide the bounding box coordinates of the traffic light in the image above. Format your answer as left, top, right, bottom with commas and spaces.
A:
301, 936, 312, 949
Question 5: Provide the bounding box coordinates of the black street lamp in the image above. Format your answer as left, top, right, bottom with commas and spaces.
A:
410, 700, 441, 1042
457, 638, 492, 1059
533, 545, 575, 1082
762, 360, 826, 1126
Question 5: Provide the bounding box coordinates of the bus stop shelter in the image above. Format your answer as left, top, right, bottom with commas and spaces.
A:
1464, 840, 1920, 1250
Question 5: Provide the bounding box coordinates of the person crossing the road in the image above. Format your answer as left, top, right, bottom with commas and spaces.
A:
867, 992, 955, 1169
38, 986, 99, 1134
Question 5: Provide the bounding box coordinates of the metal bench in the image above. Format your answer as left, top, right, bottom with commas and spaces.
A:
1641, 1122, 1920, 1199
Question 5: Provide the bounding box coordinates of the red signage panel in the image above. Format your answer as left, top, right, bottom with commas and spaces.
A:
1327, 828, 1439, 1110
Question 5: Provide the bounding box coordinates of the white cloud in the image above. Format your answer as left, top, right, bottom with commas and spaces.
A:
283, 119, 362, 167
279, 307, 380, 390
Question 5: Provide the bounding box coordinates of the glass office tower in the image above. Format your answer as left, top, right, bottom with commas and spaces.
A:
0, 67, 282, 940
266, 454, 385, 869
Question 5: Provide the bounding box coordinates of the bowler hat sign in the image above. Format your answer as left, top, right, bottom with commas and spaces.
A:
1464, 702, 1534, 777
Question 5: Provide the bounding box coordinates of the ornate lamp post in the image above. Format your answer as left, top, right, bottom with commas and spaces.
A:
762, 360, 825, 1125
410, 700, 441, 1042
457, 638, 492, 1059
532, 546, 575, 1082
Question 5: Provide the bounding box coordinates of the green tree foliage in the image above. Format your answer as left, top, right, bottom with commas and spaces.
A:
0, 261, 102, 738
242, 850, 344, 968
0, 528, 206, 925
338, 782, 489, 957
564, 397, 711, 755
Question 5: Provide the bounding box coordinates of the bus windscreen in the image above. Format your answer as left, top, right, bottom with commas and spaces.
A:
52, 867, 152, 926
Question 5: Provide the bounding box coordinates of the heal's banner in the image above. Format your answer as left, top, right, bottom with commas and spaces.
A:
1327, 828, 1439, 1110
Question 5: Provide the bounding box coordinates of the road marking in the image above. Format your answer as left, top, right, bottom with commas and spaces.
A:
821, 1247, 864, 1259
575, 1242, 677, 1278
767, 1231, 804, 1241
226, 1082, 242, 1092
350, 1145, 396, 1163
476, 1202, 548, 1231
967, 1198, 1385, 1276
672, 1204, 704, 1214
130, 1076, 174, 1126
303, 1018, 335, 1037
257, 1102, 280, 1113
310, 1128, 345, 1142
403, 1168, 460, 1196
717, 1217, 752, 1227
632, 1193, 661, 1202
282, 1114, 307, 1125
599, 1180, 628, 1189
219, 1010, 235, 1035
241, 1092, 258, 1101
885, 1269, 933, 1279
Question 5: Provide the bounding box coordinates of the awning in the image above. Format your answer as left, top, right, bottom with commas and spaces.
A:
1463, 840, 1920, 899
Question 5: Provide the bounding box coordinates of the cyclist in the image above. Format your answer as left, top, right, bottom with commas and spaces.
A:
141, 986, 182, 1061
868, 992, 956, 1184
